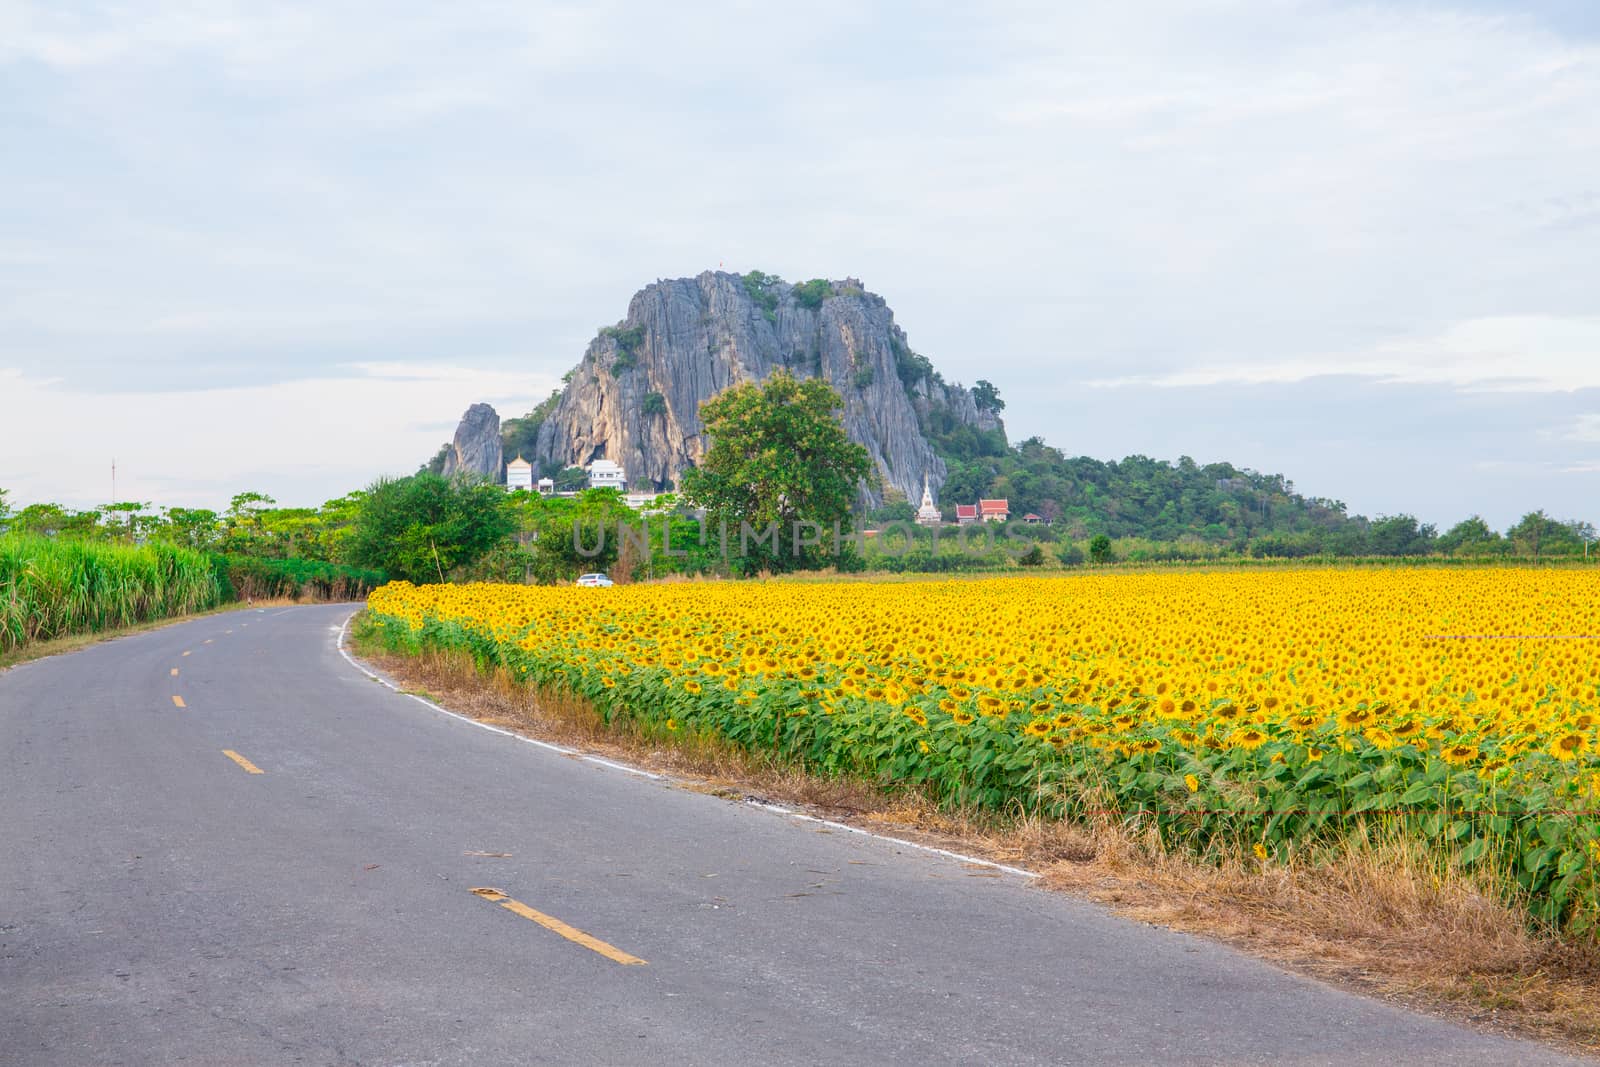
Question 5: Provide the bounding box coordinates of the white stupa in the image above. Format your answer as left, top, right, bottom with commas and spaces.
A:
915, 473, 941, 525
505, 455, 533, 492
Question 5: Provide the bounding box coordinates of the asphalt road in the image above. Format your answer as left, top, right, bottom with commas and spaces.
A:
0, 605, 1587, 1066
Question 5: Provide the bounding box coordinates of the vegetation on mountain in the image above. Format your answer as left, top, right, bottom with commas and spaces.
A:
792, 278, 832, 309
739, 269, 781, 322
499, 390, 563, 467
905, 395, 1594, 558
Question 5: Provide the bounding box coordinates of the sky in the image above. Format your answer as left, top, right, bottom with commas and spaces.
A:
2, 0, 1597, 530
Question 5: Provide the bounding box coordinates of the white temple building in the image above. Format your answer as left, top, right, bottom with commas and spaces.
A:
586, 459, 627, 491
915, 473, 941, 525
505, 455, 533, 492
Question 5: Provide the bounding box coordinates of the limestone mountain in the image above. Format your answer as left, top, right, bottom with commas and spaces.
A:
437, 403, 503, 480
526, 271, 1003, 506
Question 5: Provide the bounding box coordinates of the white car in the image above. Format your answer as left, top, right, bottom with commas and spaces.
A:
576, 573, 614, 587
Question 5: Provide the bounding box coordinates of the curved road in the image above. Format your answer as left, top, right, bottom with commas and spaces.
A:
0, 605, 1585, 1065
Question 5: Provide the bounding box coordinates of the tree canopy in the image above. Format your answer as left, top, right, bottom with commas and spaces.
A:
344, 473, 515, 583
681, 371, 872, 573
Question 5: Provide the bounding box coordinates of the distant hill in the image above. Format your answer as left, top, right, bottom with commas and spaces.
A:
511, 271, 1004, 507
427, 269, 1409, 549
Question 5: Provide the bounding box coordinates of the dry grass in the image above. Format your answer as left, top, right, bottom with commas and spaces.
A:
354, 637, 1600, 1057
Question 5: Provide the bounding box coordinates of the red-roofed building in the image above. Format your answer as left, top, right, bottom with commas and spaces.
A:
978, 499, 1010, 523
955, 504, 978, 525
1022, 512, 1044, 525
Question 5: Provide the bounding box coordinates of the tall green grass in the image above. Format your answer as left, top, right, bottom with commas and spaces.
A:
0, 535, 223, 654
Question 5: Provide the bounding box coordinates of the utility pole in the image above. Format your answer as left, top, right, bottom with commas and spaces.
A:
111, 458, 116, 505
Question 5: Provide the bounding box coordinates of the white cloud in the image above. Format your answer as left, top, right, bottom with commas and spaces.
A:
1565, 414, 1600, 442
1088, 316, 1600, 393
2, 1, 1600, 522
0, 364, 555, 511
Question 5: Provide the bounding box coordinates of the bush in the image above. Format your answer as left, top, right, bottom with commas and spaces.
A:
891, 336, 936, 388
214, 556, 385, 602
793, 278, 832, 309
344, 473, 516, 583
599, 324, 645, 373
741, 270, 781, 323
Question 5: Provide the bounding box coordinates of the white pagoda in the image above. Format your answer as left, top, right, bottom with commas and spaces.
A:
505, 455, 533, 492
915, 473, 941, 525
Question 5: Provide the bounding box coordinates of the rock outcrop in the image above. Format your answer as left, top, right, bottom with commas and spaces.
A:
440, 403, 503, 480
530, 272, 1003, 505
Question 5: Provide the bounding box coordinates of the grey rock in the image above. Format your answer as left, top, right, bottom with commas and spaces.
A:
532, 272, 1004, 505
440, 403, 503, 481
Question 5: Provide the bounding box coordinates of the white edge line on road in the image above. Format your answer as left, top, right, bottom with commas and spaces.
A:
334, 613, 660, 776
334, 611, 1037, 880
743, 801, 1039, 879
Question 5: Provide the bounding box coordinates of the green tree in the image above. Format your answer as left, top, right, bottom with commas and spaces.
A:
315, 491, 367, 562
12, 502, 101, 538
153, 507, 222, 551
520, 488, 633, 583
1507, 510, 1585, 560
422, 442, 451, 475
1089, 533, 1113, 563
500, 390, 563, 465
345, 473, 514, 582
1437, 515, 1502, 556
869, 500, 916, 524
0, 487, 9, 524
222, 492, 277, 554
260, 507, 322, 558
681, 371, 871, 573
1367, 514, 1436, 556
553, 466, 588, 492
939, 461, 990, 512
793, 278, 832, 309
971, 379, 1005, 412
740, 270, 782, 321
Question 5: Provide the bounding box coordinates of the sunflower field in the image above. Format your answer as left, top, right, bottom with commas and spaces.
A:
364, 569, 1600, 929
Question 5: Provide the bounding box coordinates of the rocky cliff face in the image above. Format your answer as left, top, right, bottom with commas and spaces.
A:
531, 272, 1002, 506
440, 403, 503, 480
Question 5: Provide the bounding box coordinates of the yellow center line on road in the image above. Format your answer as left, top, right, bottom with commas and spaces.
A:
468, 888, 646, 966
171, 695, 186, 708
170, 668, 179, 677
222, 750, 264, 774
182, 650, 191, 657
202, 639, 212, 645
